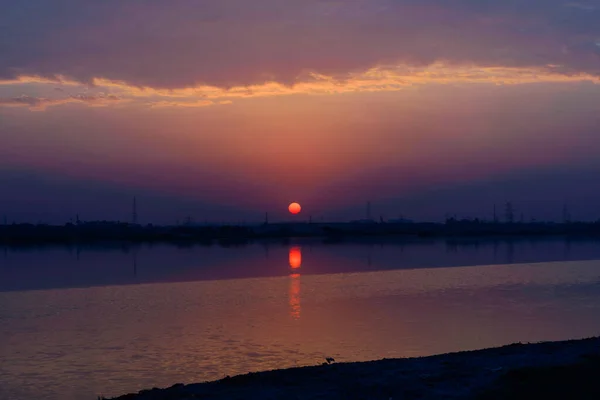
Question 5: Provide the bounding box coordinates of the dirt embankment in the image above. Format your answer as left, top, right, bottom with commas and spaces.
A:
106, 337, 600, 400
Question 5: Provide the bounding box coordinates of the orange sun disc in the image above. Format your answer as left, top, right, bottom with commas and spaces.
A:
288, 202, 301, 214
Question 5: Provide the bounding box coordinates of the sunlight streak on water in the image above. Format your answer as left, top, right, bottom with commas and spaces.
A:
290, 273, 301, 320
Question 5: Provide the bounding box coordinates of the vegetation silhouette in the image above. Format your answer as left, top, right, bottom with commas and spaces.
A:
3, 217, 600, 247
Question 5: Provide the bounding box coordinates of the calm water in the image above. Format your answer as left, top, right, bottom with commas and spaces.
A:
2, 238, 600, 399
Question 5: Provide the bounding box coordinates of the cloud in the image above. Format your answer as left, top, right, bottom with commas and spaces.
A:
0, 94, 124, 110
0, 0, 598, 90
0, 64, 598, 111
149, 99, 215, 108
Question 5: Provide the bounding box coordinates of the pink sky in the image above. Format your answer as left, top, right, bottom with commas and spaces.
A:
1, 0, 600, 223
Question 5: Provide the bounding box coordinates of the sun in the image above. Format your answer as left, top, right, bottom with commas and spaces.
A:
288, 202, 301, 214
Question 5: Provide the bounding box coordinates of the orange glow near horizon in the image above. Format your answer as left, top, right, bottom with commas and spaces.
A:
289, 202, 302, 214
4, 73, 600, 221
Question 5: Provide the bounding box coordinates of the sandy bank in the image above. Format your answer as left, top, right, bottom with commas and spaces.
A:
106, 337, 600, 400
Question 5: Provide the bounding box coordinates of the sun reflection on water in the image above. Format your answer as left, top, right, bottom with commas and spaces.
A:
289, 247, 301, 319
289, 247, 302, 269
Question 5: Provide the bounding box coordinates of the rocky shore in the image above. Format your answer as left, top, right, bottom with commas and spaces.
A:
106, 337, 600, 400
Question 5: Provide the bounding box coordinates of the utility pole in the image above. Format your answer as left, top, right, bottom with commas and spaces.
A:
264, 212, 269, 225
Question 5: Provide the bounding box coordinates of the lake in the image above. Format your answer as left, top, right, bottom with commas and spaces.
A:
1, 237, 600, 399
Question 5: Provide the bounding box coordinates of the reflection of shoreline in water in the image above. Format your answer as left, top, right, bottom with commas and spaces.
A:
289, 247, 301, 319
4, 238, 600, 294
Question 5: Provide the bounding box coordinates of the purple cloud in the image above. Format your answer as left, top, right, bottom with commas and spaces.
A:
0, 0, 598, 89
0, 94, 122, 110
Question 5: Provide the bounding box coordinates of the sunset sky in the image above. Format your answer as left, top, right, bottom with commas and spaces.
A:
1, 0, 599, 223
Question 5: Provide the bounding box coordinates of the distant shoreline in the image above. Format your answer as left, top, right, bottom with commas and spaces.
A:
105, 337, 600, 400
3, 220, 600, 247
